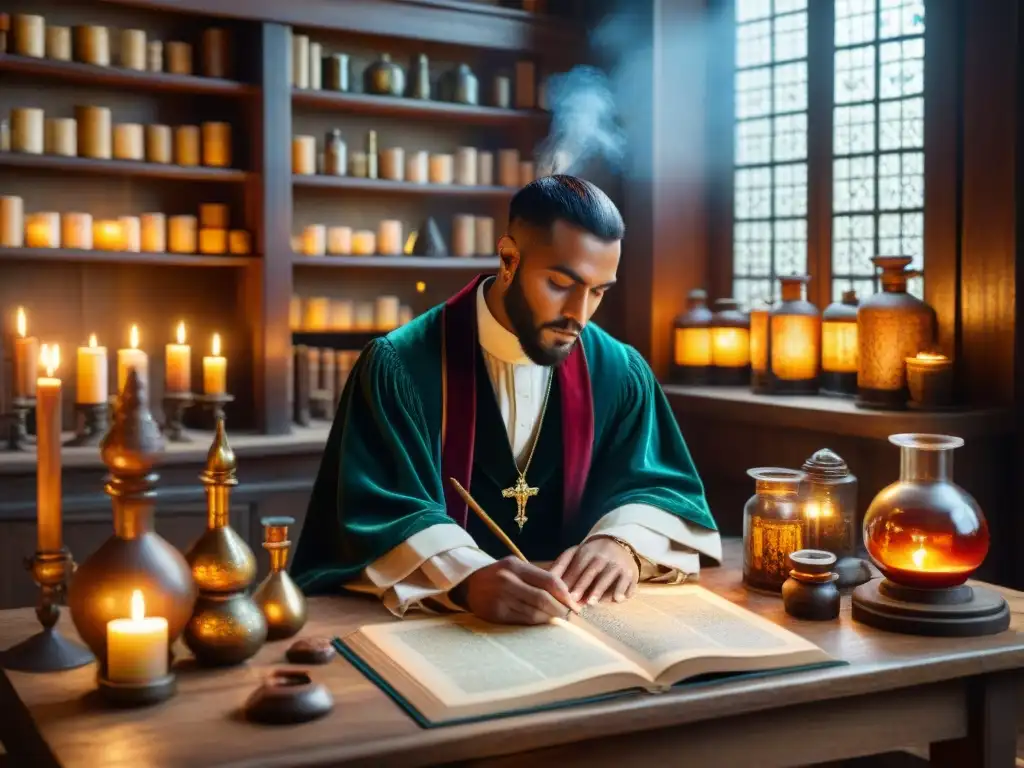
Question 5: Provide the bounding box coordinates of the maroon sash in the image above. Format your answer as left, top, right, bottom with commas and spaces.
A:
440, 274, 594, 529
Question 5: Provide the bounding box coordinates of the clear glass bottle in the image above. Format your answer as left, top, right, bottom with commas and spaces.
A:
743, 467, 807, 592
863, 434, 990, 589
800, 448, 857, 557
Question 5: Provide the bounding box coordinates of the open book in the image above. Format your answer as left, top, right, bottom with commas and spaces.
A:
335, 584, 839, 726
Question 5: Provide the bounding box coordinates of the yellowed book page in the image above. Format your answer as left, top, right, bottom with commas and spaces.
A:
354, 614, 649, 716
571, 584, 829, 681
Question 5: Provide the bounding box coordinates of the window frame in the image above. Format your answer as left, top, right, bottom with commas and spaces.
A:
711, 0, 958, 335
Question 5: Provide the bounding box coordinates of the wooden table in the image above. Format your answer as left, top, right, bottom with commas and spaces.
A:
1, 539, 1023, 768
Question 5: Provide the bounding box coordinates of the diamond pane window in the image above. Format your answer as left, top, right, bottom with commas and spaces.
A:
732, 0, 809, 306
832, 0, 926, 299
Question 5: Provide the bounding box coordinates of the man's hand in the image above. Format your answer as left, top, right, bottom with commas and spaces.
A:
452, 557, 582, 625
549, 537, 640, 605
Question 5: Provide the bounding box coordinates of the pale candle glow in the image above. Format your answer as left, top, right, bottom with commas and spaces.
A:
117, 324, 149, 393
13, 306, 39, 398
36, 343, 62, 552
106, 589, 169, 684
93, 219, 125, 251
202, 333, 227, 395
164, 321, 191, 393
912, 351, 950, 365
76, 333, 108, 405
710, 327, 750, 369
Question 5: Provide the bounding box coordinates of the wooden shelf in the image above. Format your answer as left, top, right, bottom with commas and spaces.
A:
0, 247, 259, 268
293, 330, 381, 349
292, 254, 498, 269
0, 53, 257, 96
292, 175, 514, 197
292, 89, 549, 126
0, 152, 251, 182
663, 385, 1014, 441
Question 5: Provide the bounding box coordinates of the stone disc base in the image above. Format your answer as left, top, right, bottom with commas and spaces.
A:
851, 579, 1010, 637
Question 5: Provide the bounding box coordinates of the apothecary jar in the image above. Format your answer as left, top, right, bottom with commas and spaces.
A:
743, 468, 807, 592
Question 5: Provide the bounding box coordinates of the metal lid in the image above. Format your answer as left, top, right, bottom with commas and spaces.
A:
801, 448, 849, 480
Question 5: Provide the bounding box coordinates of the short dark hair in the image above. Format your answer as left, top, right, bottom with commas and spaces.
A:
508, 175, 625, 241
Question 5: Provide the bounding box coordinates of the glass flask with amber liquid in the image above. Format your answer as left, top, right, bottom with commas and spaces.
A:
743, 468, 807, 592
862, 434, 990, 590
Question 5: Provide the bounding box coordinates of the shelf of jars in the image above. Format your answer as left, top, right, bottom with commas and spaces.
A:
666, 256, 976, 418
291, 89, 549, 126
0, 14, 253, 94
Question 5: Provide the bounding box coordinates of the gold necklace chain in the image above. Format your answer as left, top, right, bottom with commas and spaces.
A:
518, 367, 554, 479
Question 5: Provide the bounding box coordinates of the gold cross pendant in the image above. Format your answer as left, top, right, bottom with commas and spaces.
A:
502, 475, 539, 532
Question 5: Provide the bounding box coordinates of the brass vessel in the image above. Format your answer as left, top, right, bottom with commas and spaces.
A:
67, 369, 198, 676
183, 418, 267, 666
253, 516, 307, 640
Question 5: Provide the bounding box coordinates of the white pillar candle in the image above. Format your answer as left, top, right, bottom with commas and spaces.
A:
117, 325, 149, 393
141, 213, 166, 252
302, 225, 326, 256
107, 590, 168, 684
199, 229, 227, 254
119, 216, 141, 252
0, 196, 25, 247
375, 296, 401, 330
428, 154, 453, 185
327, 226, 352, 255
62, 213, 93, 249
11, 108, 44, 154
455, 147, 478, 186
477, 151, 494, 186
229, 230, 250, 254
406, 150, 429, 184
452, 214, 475, 257
292, 136, 316, 175
498, 149, 520, 187
352, 230, 376, 255
26, 212, 61, 248
164, 322, 190, 393
120, 29, 147, 70
113, 123, 144, 160
202, 333, 227, 395
168, 215, 197, 253
77, 334, 108, 405
35, 344, 62, 553
12, 14, 45, 58
377, 219, 402, 256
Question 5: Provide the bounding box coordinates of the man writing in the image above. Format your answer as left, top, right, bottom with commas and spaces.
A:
291, 175, 721, 624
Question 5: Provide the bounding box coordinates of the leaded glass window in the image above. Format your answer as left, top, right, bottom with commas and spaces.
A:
732, 0, 809, 308
832, 0, 925, 299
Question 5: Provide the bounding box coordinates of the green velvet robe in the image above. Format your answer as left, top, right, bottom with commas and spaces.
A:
291, 280, 718, 594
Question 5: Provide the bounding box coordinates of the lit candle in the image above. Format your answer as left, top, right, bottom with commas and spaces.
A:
106, 589, 168, 684
117, 325, 149, 394
165, 321, 191, 393
25, 212, 60, 248
93, 219, 125, 251
36, 344, 62, 553
202, 333, 226, 395
13, 307, 40, 399
905, 351, 954, 408
76, 334, 108, 405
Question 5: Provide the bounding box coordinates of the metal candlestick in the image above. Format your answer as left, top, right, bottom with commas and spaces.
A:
65, 402, 110, 447
5, 396, 35, 451
198, 392, 234, 424
162, 392, 195, 442
0, 548, 94, 672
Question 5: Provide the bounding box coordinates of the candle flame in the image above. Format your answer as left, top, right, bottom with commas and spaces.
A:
89, 334, 97, 348
176, 321, 186, 345
916, 351, 948, 362
212, 333, 221, 356
39, 344, 60, 377
911, 546, 927, 570
416, 281, 426, 293
804, 501, 819, 519
130, 589, 145, 621
129, 324, 139, 350
16, 307, 26, 338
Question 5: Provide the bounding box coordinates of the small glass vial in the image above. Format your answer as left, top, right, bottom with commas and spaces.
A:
324, 129, 346, 176
743, 467, 807, 592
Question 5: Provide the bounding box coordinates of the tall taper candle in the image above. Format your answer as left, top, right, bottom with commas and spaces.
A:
36, 344, 62, 552
202, 333, 227, 395
165, 321, 191, 393
117, 324, 149, 393
13, 307, 39, 399
76, 334, 108, 405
